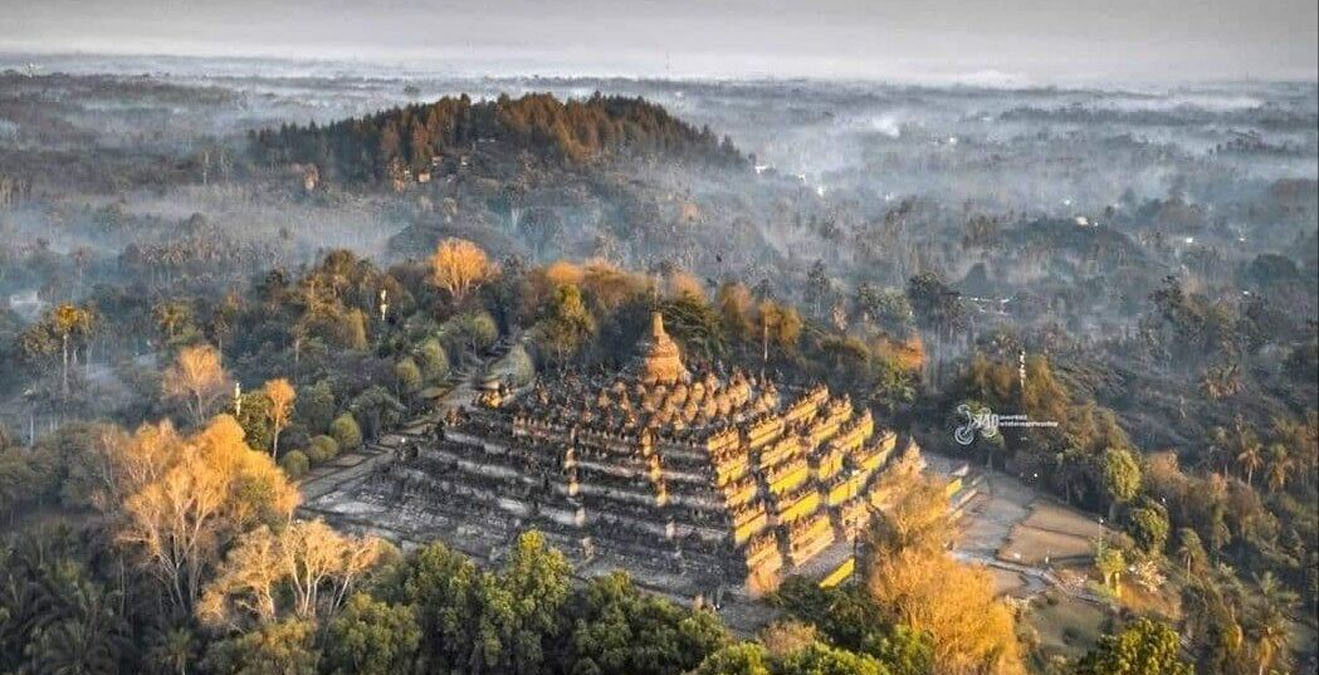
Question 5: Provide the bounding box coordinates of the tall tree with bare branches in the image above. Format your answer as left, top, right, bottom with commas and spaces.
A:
163, 344, 232, 427
429, 238, 497, 304
263, 379, 296, 458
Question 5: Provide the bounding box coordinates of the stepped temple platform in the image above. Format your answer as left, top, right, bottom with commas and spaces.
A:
303, 312, 916, 602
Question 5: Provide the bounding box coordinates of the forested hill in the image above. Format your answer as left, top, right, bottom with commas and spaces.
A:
249, 92, 746, 183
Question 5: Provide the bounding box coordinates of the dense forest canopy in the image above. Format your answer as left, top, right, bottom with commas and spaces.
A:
250, 92, 746, 183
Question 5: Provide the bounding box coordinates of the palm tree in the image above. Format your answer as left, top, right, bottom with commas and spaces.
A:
152, 300, 192, 344
1206, 425, 1231, 474
148, 627, 195, 675
1176, 528, 1205, 575
49, 304, 93, 403
1249, 572, 1298, 675
1263, 444, 1293, 494
1233, 420, 1263, 486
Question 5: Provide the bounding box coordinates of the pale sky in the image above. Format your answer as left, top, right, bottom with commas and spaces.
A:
1, 0, 1315, 82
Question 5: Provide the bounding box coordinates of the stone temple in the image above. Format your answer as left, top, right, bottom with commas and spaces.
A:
306, 312, 917, 599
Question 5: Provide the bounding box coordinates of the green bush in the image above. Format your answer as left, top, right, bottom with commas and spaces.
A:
395, 357, 423, 393
280, 450, 310, 479
330, 413, 362, 450
306, 435, 340, 464
298, 379, 337, 433
416, 338, 449, 379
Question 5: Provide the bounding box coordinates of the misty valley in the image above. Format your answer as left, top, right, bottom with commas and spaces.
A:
0, 52, 1315, 675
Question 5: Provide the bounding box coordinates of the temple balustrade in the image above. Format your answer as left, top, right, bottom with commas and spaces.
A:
712, 453, 751, 486
574, 457, 651, 479
745, 414, 785, 450
705, 427, 740, 454
743, 531, 783, 572
668, 520, 729, 543
730, 501, 770, 544
826, 409, 873, 455
666, 501, 731, 527
806, 407, 854, 447
757, 435, 804, 471
422, 446, 529, 482
813, 447, 848, 483
851, 431, 898, 473
586, 520, 678, 553
783, 385, 829, 424
771, 483, 821, 524
824, 471, 868, 506
588, 511, 673, 538
662, 488, 724, 510
765, 457, 811, 496
657, 448, 715, 476
574, 479, 661, 506
784, 512, 835, 565
582, 491, 667, 518
719, 475, 759, 508
660, 465, 713, 485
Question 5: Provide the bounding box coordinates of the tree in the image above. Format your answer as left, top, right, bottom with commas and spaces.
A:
453, 310, 499, 357
1094, 539, 1126, 596
693, 643, 772, 675
1076, 618, 1193, 675
1099, 447, 1141, 521
863, 469, 1021, 674
153, 300, 194, 345
1248, 572, 1297, 675
147, 628, 196, 675
1230, 419, 1263, 486
394, 358, 422, 395
865, 547, 1022, 674
386, 540, 488, 671
279, 450, 310, 479
305, 436, 339, 465
499, 531, 573, 673
759, 621, 818, 657
756, 300, 802, 368
263, 379, 295, 458
233, 391, 274, 454
868, 471, 952, 555
905, 272, 964, 382
162, 344, 231, 427
49, 303, 94, 402
429, 238, 497, 304
1262, 443, 1292, 493
539, 284, 597, 365
567, 571, 730, 675
804, 260, 832, 315
1175, 529, 1206, 575
201, 619, 318, 675
415, 338, 449, 380
296, 380, 337, 434
323, 593, 420, 675
717, 282, 755, 343
115, 416, 300, 614
198, 519, 387, 630
329, 414, 362, 451
1126, 505, 1170, 556
18, 568, 131, 675
776, 642, 889, 675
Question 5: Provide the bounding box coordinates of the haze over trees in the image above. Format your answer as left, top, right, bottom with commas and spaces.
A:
0, 60, 1315, 674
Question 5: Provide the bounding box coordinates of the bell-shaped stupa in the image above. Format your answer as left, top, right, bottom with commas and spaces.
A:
634, 311, 689, 385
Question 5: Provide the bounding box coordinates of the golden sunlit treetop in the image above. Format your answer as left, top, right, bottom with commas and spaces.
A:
429, 238, 498, 304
